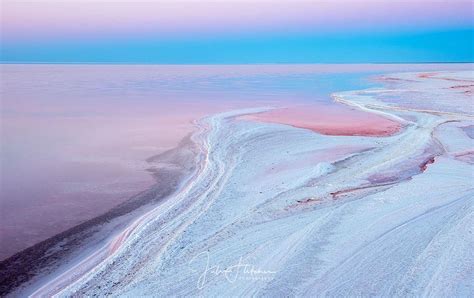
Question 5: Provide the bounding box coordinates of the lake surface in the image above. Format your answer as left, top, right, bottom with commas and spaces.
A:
0, 63, 470, 260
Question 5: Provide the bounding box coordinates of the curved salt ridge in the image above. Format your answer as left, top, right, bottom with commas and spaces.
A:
32, 72, 473, 297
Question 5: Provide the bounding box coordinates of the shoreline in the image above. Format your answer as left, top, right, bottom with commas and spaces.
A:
55, 70, 470, 296
2, 69, 473, 296
0, 133, 203, 296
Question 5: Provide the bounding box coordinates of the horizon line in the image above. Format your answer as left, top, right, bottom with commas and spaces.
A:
2, 61, 474, 66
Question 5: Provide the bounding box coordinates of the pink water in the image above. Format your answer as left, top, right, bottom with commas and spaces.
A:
244, 104, 401, 136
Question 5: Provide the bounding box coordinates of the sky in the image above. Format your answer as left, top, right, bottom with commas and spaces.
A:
1, 0, 473, 63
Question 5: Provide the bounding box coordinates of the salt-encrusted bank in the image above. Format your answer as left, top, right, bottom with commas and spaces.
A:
26, 71, 474, 297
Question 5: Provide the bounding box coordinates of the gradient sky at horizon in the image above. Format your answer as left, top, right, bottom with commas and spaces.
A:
1, 0, 473, 63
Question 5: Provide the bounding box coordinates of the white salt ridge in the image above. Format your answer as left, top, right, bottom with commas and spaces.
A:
28, 71, 474, 297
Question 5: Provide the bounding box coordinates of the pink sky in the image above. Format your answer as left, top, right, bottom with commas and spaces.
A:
2, 0, 472, 41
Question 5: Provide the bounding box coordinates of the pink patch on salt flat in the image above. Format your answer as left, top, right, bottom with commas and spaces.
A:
245, 104, 402, 137
417, 72, 438, 78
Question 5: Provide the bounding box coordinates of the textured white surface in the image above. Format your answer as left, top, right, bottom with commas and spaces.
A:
29, 71, 474, 297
